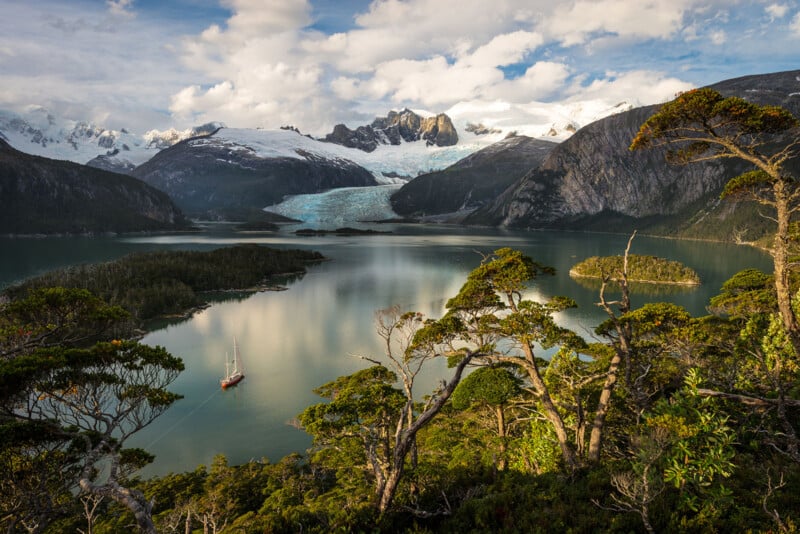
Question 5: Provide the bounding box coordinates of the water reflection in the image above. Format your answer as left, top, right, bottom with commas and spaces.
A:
570, 276, 699, 296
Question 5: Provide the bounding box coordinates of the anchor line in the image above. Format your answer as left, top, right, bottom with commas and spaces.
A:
145, 388, 220, 449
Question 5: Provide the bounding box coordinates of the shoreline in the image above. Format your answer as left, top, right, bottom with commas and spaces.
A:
568, 269, 701, 286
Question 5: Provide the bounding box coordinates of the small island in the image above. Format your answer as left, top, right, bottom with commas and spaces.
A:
569, 254, 700, 285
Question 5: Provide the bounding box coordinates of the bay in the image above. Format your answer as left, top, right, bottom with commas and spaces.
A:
0, 225, 771, 477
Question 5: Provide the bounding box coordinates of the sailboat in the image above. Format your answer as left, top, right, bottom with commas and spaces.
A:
220, 337, 245, 389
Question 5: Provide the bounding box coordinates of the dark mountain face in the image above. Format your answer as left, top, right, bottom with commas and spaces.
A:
471, 70, 800, 241
0, 139, 187, 235
131, 130, 378, 219
391, 135, 557, 219
322, 109, 458, 152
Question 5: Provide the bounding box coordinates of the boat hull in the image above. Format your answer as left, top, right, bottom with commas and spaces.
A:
220, 372, 244, 389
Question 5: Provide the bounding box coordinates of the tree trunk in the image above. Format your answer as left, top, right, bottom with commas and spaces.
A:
496, 404, 507, 471
522, 342, 578, 470
376, 352, 474, 515
588, 349, 623, 462
78, 479, 156, 534
772, 181, 800, 350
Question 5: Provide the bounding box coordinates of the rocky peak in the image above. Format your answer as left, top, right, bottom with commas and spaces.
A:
323, 109, 458, 152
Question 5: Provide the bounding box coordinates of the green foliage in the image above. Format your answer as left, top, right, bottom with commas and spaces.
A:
0, 286, 131, 358
630, 87, 798, 162
647, 370, 736, 518
721, 169, 776, 200
450, 367, 521, 410
298, 366, 406, 473
708, 268, 776, 319
507, 419, 561, 475
571, 254, 700, 285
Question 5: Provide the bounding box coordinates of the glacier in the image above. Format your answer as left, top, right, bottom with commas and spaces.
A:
264, 185, 402, 228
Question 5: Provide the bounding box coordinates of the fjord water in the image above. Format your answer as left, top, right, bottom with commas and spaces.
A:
0, 225, 771, 476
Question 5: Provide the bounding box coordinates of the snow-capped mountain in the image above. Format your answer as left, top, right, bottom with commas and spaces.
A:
0, 97, 634, 183
131, 127, 379, 219
184, 126, 488, 185
0, 106, 222, 172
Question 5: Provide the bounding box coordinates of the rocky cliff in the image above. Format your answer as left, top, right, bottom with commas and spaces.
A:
391, 135, 556, 219
323, 109, 458, 152
0, 138, 187, 235
132, 128, 378, 219
470, 70, 800, 241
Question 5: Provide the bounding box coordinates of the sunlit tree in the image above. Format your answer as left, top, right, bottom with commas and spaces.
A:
631, 88, 800, 347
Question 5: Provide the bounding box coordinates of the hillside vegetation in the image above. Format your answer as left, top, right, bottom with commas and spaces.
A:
5, 245, 324, 322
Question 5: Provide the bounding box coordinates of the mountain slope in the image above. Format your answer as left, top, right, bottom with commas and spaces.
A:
390, 135, 557, 218
0, 139, 187, 235
131, 128, 379, 219
470, 70, 800, 241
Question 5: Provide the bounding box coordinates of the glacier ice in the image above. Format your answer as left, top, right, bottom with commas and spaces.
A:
264, 185, 402, 228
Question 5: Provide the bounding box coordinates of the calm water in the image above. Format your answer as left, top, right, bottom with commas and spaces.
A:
0, 225, 772, 476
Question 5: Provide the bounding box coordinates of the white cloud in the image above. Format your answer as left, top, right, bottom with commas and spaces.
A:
2, 0, 796, 137
106, 0, 135, 18
567, 70, 694, 106
541, 0, 692, 46
220, 0, 312, 34
710, 29, 727, 44
765, 3, 789, 20
461, 31, 543, 68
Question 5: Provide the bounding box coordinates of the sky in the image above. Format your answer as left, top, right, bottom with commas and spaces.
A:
1, 0, 798, 135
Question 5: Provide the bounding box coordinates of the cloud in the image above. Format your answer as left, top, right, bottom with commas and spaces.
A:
541, 0, 692, 46
710, 29, 727, 45
567, 70, 694, 106
3, 0, 798, 137
106, 0, 135, 18
220, 0, 312, 34
765, 3, 789, 20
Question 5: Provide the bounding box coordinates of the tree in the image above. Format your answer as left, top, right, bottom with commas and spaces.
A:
300, 350, 474, 517
0, 339, 184, 533
630, 88, 800, 348
0, 287, 130, 359
437, 247, 584, 470
450, 366, 522, 470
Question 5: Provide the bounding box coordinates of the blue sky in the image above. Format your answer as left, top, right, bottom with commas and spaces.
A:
1, 0, 798, 134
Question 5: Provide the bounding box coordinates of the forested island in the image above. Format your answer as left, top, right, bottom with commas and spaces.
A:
5, 244, 324, 325
570, 253, 701, 285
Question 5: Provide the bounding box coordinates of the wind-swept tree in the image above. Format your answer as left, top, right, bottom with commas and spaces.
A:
300, 304, 480, 521
0, 288, 183, 533
630, 88, 800, 347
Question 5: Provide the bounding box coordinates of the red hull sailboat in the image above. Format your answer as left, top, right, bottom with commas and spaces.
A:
221, 337, 245, 389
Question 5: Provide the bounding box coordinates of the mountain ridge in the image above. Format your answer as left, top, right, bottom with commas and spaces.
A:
322, 108, 458, 152
390, 135, 557, 220
0, 138, 188, 235
465, 69, 800, 241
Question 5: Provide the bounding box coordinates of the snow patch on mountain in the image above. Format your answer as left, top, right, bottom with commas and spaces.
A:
0, 106, 222, 167
199, 128, 487, 184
